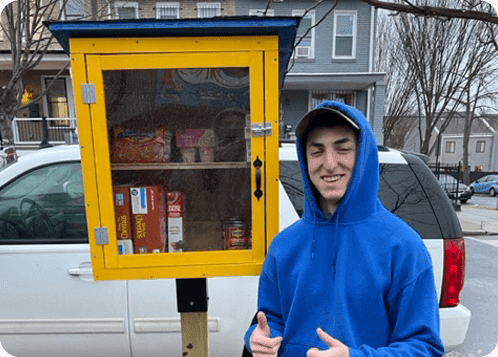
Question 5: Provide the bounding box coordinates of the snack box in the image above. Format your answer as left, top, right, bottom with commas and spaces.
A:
112, 127, 172, 163
167, 191, 184, 252
130, 186, 167, 254
113, 186, 132, 241
117, 240, 134, 255
176, 129, 214, 148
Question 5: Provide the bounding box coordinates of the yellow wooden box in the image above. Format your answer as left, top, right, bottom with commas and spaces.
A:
47, 18, 299, 280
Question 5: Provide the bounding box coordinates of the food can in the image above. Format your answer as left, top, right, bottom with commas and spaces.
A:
224, 217, 248, 250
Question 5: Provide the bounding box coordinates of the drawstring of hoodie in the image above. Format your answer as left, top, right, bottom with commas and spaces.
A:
331, 213, 339, 279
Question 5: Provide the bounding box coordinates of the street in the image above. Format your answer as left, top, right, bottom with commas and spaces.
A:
443, 235, 498, 357
465, 194, 498, 209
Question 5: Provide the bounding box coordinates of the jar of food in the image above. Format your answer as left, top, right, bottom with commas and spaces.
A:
223, 217, 248, 250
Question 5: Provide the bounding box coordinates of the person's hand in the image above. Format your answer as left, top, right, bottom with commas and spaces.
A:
250, 311, 283, 357
307, 328, 349, 357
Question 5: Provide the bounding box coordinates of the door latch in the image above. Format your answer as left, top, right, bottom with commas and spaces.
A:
250, 123, 272, 137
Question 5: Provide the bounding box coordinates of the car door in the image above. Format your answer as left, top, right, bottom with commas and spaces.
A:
0, 160, 131, 357
475, 175, 489, 193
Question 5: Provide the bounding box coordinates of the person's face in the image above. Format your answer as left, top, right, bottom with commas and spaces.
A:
306, 126, 357, 215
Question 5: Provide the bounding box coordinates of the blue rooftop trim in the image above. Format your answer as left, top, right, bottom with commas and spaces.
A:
46, 17, 300, 88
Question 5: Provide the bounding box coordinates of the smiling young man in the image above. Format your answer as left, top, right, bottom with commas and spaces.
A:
244, 101, 445, 357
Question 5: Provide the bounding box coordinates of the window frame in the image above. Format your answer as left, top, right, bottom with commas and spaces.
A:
476, 140, 486, 153
112, 1, 139, 19
196, 2, 221, 18
156, 2, 180, 19
309, 90, 356, 110
332, 10, 357, 60
292, 9, 315, 60
41, 75, 76, 122
445, 140, 456, 154
60, 0, 86, 20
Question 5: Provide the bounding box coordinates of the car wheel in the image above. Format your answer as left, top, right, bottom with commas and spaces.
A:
461, 199, 468, 204
490, 188, 496, 197
470, 187, 474, 195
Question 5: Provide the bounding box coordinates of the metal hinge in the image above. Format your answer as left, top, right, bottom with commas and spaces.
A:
249, 123, 272, 137
95, 227, 109, 245
81, 84, 96, 104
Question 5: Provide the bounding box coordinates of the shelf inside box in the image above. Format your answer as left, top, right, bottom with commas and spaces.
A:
111, 162, 250, 171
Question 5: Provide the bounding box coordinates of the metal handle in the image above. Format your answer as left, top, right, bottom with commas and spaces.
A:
253, 157, 263, 200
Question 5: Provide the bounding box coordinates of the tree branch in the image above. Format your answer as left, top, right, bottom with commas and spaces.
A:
360, 0, 498, 24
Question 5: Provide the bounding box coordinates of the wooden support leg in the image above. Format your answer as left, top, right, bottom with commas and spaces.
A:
181, 311, 209, 357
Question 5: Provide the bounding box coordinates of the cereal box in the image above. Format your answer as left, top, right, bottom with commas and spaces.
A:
167, 192, 184, 252
130, 186, 167, 254
113, 186, 132, 241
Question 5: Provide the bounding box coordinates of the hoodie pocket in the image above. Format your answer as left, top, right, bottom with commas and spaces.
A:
281, 340, 318, 357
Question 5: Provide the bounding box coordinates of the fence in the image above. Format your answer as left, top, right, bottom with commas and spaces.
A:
12, 117, 77, 145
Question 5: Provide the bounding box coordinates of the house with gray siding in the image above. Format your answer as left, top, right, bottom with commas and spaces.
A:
403, 113, 498, 172
236, 0, 386, 144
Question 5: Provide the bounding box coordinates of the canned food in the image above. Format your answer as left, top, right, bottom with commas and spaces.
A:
224, 217, 248, 250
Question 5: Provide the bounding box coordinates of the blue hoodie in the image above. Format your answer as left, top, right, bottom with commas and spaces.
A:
244, 101, 445, 356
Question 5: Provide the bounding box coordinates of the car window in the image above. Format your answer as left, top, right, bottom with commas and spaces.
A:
0, 162, 88, 244
280, 160, 443, 239
487, 176, 494, 182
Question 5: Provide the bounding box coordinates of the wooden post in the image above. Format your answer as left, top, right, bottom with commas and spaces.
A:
176, 279, 209, 357
181, 312, 209, 357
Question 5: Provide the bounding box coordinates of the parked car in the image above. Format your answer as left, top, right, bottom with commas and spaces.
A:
0, 144, 470, 357
470, 174, 498, 196
435, 173, 472, 203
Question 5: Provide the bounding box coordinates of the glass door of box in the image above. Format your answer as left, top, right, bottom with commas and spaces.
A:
85, 50, 267, 276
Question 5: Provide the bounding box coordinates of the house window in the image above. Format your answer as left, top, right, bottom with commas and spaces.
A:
293, 10, 315, 59
197, 2, 221, 18
445, 141, 455, 154
156, 2, 180, 19
333, 11, 357, 59
62, 0, 85, 20
43, 77, 73, 126
249, 9, 274, 16
476, 140, 486, 153
113, 1, 139, 19
310, 90, 355, 110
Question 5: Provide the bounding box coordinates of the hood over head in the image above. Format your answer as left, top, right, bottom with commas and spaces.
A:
295, 100, 380, 224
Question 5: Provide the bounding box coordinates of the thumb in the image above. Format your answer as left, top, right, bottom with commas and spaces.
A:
316, 328, 337, 348
257, 311, 271, 337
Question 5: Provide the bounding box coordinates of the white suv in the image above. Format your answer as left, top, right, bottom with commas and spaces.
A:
0, 144, 470, 357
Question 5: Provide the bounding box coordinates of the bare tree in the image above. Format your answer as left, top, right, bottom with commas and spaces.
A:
0, 0, 109, 149
391, 0, 496, 156
376, 10, 417, 148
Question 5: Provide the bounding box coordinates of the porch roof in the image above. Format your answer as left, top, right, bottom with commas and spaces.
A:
283, 72, 386, 91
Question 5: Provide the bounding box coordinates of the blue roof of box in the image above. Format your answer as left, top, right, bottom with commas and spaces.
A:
46, 17, 300, 88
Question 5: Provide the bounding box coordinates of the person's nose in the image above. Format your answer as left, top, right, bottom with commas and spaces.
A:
323, 149, 338, 171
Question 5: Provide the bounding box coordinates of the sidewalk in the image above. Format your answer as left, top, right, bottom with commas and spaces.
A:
456, 204, 498, 236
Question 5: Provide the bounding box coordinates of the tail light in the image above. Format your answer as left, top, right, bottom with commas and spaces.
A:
440, 238, 466, 308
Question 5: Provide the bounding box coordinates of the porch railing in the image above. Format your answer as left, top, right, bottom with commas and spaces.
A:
12, 117, 78, 145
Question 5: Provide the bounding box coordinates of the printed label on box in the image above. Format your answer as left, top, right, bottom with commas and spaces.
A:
131, 187, 148, 214
113, 186, 132, 240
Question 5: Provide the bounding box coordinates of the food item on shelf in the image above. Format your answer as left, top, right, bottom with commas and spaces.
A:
112, 127, 172, 163
117, 240, 134, 255
130, 186, 167, 254
113, 186, 133, 241
167, 191, 184, 252
176, 129, 215, 162
224, 217, 248, 250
